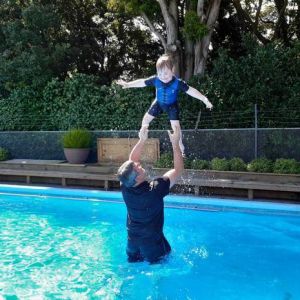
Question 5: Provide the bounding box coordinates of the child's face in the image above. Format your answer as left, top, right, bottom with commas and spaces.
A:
157, 66, 173, 83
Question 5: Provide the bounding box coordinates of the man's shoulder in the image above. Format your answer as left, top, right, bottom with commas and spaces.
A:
149, 177, 170, 191
154, 176, 170, 183
121, 180, 150, 194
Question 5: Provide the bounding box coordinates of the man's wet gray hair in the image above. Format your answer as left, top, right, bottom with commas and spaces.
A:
117, 160, 138, 188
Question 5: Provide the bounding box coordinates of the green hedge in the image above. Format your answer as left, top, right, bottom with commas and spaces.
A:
0, 74, 168, 131
154, 154, 300, 174
274, 159, 300, 174
154, 153, 173, 168
191, 159, 210, 170
247, 158, 274, 173
0, 147, 10, 161
229, 157, 247, 171
211, 158, 230, 171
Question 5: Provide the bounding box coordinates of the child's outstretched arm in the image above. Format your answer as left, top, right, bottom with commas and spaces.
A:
186, 86, 213, 109
116, 79, 146, 89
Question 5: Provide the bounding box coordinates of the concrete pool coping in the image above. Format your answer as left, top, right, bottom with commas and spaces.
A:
0, 159, 299, 201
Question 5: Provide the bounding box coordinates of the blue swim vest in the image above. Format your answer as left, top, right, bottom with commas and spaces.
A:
145, 76, 189, 105
155, 77, 180, 105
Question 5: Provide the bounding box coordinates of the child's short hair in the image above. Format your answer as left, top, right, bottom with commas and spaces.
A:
156, 55, 173, 71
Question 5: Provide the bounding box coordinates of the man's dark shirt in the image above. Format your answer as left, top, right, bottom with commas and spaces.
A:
121, 177, 170, 242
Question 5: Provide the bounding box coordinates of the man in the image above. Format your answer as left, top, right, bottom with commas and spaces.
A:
117, 126, 184, 263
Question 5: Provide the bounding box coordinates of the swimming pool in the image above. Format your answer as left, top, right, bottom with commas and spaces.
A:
1, 184, 300, 300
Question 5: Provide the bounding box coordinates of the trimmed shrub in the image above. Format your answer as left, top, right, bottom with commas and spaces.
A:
229, 157, 247, 171
274, 158, 300, 174
247, 158, 273, 173
62, 129, 92, 149
211, 158, 230, 171
191, 159, 210, 170
0, 147, 10, 161
154, 153, 173, 168
184, 157, 193, 169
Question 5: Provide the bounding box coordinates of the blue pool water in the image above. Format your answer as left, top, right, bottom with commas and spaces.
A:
0, 184, 300, 300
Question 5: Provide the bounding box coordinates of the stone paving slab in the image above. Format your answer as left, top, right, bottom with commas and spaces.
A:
1, 159, 65, 165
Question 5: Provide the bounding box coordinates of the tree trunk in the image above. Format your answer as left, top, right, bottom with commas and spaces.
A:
274, 0, 289, 46
140, 0, 221, 78
232, 0, 270, 45
183, 0, 195, 80
193, 0, 222, 76
159, 0, 181, 76
194, 33, 212, 76
184, 39, 194, 80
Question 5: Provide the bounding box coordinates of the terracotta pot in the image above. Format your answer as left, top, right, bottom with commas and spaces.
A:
63, 148, 90, 164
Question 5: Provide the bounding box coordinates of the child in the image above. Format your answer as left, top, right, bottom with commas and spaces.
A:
117, 54, 213, 156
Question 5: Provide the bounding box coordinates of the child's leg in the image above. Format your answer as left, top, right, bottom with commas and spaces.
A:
141, 112, 155, 129
141, 100, 162, 130
170, 120, 185, 156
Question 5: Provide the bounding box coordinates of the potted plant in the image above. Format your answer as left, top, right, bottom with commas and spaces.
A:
0, 147, 10, 161
62, 128, 92, 164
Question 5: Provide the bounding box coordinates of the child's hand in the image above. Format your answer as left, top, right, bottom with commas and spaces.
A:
203, 97, 213, 110
206, 102, 213, 110
116, 79, 128, 89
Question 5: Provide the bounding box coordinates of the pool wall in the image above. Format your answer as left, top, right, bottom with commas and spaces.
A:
1, 184, 300, 215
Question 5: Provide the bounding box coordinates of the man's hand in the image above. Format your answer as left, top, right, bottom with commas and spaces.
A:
116, 79, 128, 89
139, 125, 148, 142
168, 125, 180, 146
164, 125, 184, 188
129, 126, 148, 162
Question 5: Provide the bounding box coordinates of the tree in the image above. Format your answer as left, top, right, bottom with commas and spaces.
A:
0, 1, 71, 91
0, 0, 161, 95
196, 38, 300, 128
209, 0, 247, 61
231, 0, 299, 46
54, 0, 161, 83
108, 0, 222, 79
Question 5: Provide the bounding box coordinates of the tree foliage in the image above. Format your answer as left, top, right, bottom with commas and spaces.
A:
0, 1, 298, 133
183, 11, 209, 41
0, 2, 70, 92
201, 38, 300, 118
108, 0, 299, 78
0, 0, 160, 96
0, 38, 298, 131
108, 0, 222, 78
231, 0, 299, 46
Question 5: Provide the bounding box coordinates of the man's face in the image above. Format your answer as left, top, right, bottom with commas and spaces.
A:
157, 66, 173, 83
133, 162, 146, 183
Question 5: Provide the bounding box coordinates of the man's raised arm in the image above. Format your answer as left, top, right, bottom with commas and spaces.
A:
163, 126, 184, 188
129, 126, 148, 163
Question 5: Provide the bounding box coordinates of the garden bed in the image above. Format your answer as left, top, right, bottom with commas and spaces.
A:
152, 168, 300, 201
